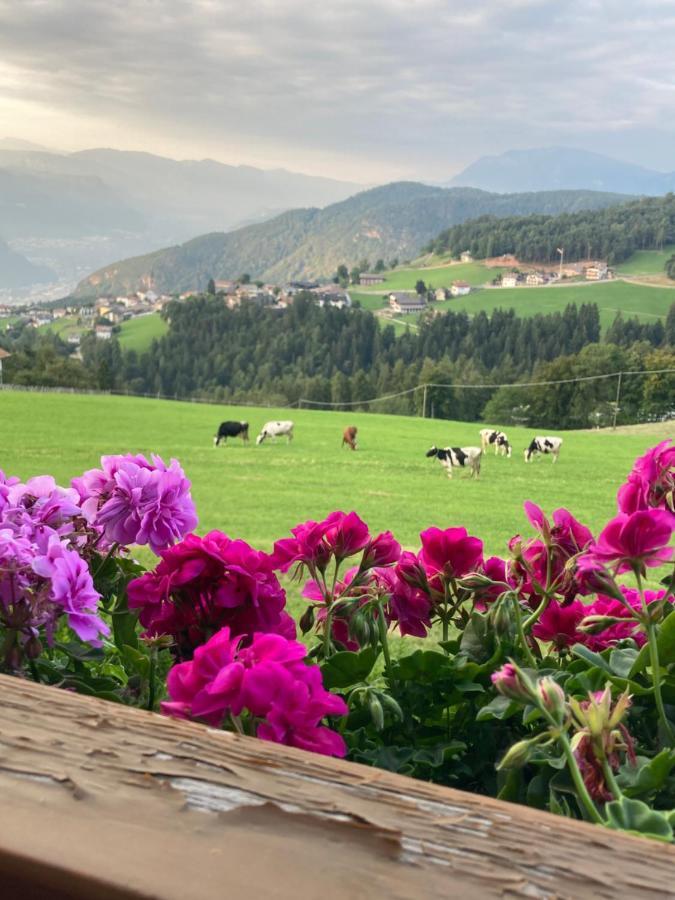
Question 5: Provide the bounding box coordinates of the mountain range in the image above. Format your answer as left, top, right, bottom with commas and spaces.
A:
73, 182, 630, 297
0, 143, 362, 292
0, 239, 54, 289
450, 147, 675, 195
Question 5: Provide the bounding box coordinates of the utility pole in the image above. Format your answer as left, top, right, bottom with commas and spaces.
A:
556, 247, 564, 280
422, 384, 428, 418
611, 372, 623, 431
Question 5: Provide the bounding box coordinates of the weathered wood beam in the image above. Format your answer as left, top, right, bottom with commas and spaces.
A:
0, 674, 673, 899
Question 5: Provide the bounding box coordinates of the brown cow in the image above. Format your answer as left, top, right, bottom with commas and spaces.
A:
342, 425, 358, 450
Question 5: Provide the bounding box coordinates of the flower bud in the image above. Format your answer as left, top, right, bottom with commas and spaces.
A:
578, 614, 630, 634
490, 662, 534, 703
497, 738, 536, 770
536, 677, 567, 723
24, 635, 43, 660
369, 695, 385, 731
457, 572, 495, 591
299, 605, 315, 635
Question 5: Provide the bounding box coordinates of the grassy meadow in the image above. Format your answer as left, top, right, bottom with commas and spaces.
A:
355, 279, 675, 332
117, 313, 168, 351
0, 390, 669, 560
615, 246, 675, 275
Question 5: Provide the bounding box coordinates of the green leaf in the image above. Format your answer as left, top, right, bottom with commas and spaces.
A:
605, 796, 674, 841
393, 649, 450, 682
570, 643, 613, 674
657, 609, 675, 666
320, 646, 379, 689
619, 750, 675, 799
459, 611, 495, 663
609, 647, 640, 678
476, 694, 520, 722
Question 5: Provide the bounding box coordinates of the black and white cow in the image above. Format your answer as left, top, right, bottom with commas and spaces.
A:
479, 428, 512, 458
426, 445, 482, 479
214, 420, 249, 446
524, 436, 563, 463
256, 420, 294, 445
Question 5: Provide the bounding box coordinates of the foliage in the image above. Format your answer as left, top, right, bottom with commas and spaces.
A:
1, 439, 673, 842
427, 194, 675, 266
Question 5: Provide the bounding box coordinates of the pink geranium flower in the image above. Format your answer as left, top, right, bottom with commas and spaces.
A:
419, 526, 484, 590
617, 440, 675, 519
533, 600, 586, 650
162, 627, 347, 757
588, 509, 674, 573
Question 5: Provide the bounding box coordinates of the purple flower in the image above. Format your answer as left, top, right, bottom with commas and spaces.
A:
32, 537, 109, 645
75, 454, 197, 553
617, 440, 675, 519
360, 531, 401, 570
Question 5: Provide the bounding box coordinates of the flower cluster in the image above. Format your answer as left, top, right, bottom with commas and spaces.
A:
72, 453, 197, 554
162, 627, 347, 756
617, 439, 674, 519
128, 530, 295, 660
0, 470, 109, 663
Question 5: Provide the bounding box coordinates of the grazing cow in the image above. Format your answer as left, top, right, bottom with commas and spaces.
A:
214, 420, 249, 446
342, 425, 358, 450
525, 436, 563, 463
479, 428, 512, 458
426, 445, 482, 479
256, 420, 294, 445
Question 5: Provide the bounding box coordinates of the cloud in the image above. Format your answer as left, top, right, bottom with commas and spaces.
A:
0, 0, 673, 179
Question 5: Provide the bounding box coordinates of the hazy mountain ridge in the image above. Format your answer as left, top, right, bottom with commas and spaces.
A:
73, 182, 630, 296
450, 147, 675, 195
0, 238, 54, 288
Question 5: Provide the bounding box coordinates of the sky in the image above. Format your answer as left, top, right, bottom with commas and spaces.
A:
1, 0, 675, 183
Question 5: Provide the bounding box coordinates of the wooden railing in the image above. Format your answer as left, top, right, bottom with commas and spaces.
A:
0, 675, 673, 899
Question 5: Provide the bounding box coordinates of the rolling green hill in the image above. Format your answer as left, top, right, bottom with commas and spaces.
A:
72, 183, 629, 298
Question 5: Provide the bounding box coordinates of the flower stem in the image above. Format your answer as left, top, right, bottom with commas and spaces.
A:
635, 568, 675, 745
513, 598, 537, 668
601, 756, 623, 801
558, 733, 605, 825
93, 542, 120, 580
147, 646, 157, 711
376, 602, 393, 683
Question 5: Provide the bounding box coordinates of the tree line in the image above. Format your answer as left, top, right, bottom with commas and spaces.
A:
425, 194, 675, 267
2, 295, 673, 430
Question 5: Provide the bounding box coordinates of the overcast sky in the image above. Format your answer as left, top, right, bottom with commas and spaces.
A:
1, 0, 674, 182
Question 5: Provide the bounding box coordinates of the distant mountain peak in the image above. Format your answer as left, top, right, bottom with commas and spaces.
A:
0, 137, 56, 153
449, 146, 675, 195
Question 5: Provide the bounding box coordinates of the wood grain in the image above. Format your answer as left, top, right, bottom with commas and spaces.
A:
0, 674, 673, 899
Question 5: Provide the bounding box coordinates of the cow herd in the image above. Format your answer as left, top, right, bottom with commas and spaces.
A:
214, 419, 563, 480
426, 430, 563, 479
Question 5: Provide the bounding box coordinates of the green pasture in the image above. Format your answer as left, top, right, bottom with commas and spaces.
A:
356, 280, 675, 332
0, 391, 669, 563
355, 261, 503, 293
616, 246, 675, 276
117, 313, 168, 352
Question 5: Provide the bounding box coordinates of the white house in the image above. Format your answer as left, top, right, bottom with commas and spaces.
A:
585, 264, 608, 281
460, 251, 473, 263
450, 281, 471, 297
525, 272, 547, 286
502, 273, 519, 288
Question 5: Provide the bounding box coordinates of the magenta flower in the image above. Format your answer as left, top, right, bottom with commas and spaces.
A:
360, 531, 401, 569
128, 530, 295, 660
587, 509, 674, 573
579, 589, 671, 651
395, 550, 428, 590
617, 440, 675, 518
533, 600, 585, 650
419, 526, 484, 590
322, 511, 370, 561
162, 627, 347, 757
271, 517, 334, 573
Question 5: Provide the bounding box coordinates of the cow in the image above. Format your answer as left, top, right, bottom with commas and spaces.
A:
426, 445, 482, 479
214, 420, 249, 446
342, 425, 358, 450
525, 436, 563, 463
256, 420, 294, 445
479, 428, 512, 458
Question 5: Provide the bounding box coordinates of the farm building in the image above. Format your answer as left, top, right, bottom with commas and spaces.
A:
359, 273, 386, 286
435, 287, 448, 301
451, 281, 471, 296
460, 251, 473, 262
388, 291, 427, 314
501, 272, 519, 288
586, 264, 609, 281
526, 272, 547, 286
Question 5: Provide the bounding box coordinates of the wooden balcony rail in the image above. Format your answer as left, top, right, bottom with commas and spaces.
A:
0, 674, 673, 899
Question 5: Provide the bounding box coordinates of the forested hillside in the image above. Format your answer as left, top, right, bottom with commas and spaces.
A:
426, 194, 675, 264
73, 184, 629, 297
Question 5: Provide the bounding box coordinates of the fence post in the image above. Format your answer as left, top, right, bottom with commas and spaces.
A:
612, 372, 623, 431
422, 384, 428, 418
